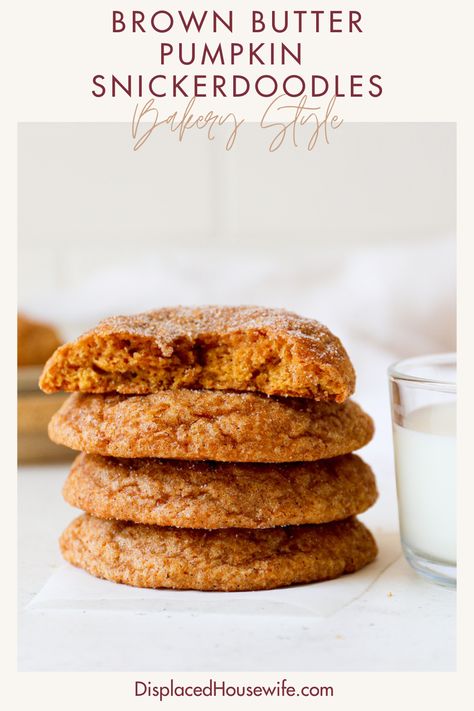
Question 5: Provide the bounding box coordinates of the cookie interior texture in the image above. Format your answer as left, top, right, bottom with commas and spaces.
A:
59, 514, 378, 592
48, 390, 374, 462
39, 306, 355, 401
63, 453, 378, 529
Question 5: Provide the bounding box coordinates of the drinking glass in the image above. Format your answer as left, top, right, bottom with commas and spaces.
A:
388, 353, 456, 588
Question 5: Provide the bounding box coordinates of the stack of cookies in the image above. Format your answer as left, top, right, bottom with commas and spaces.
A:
39, 306, 378, 592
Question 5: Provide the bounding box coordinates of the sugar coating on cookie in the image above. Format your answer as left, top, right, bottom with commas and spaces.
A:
39, 306, 355, 401
49, 390, 374, 462
63, 453, 378, 529
59, 514, 378, 592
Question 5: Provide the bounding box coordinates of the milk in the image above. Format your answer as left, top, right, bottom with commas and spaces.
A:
393, 401, 456, 565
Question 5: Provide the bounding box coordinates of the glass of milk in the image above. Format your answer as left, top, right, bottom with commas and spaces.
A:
389, 353, 456, 588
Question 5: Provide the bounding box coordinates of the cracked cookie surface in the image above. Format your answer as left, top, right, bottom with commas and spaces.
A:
63, 453, 378, 528
49, 390, 374, 462
60, 514, 378, 591
39, 305, 355, 401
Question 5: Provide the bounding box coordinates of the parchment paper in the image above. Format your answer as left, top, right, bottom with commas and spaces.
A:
27, 531, 401, 618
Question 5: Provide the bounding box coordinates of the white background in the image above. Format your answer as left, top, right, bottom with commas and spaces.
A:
19, 122, 455, 324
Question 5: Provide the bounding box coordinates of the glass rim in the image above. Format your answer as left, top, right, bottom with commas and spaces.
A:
388, 352, 456, 391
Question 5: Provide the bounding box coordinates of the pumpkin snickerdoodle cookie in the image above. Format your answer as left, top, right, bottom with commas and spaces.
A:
48, 390, 374, 462
60, 514, 378, 592
43, 304, 379, 592
63, 453, 378, 529
39, 306, 355, 402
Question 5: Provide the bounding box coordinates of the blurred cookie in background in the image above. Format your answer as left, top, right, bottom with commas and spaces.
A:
18, 392, 72, 464
18, 313, 62, 367
18, 313, 72, 464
